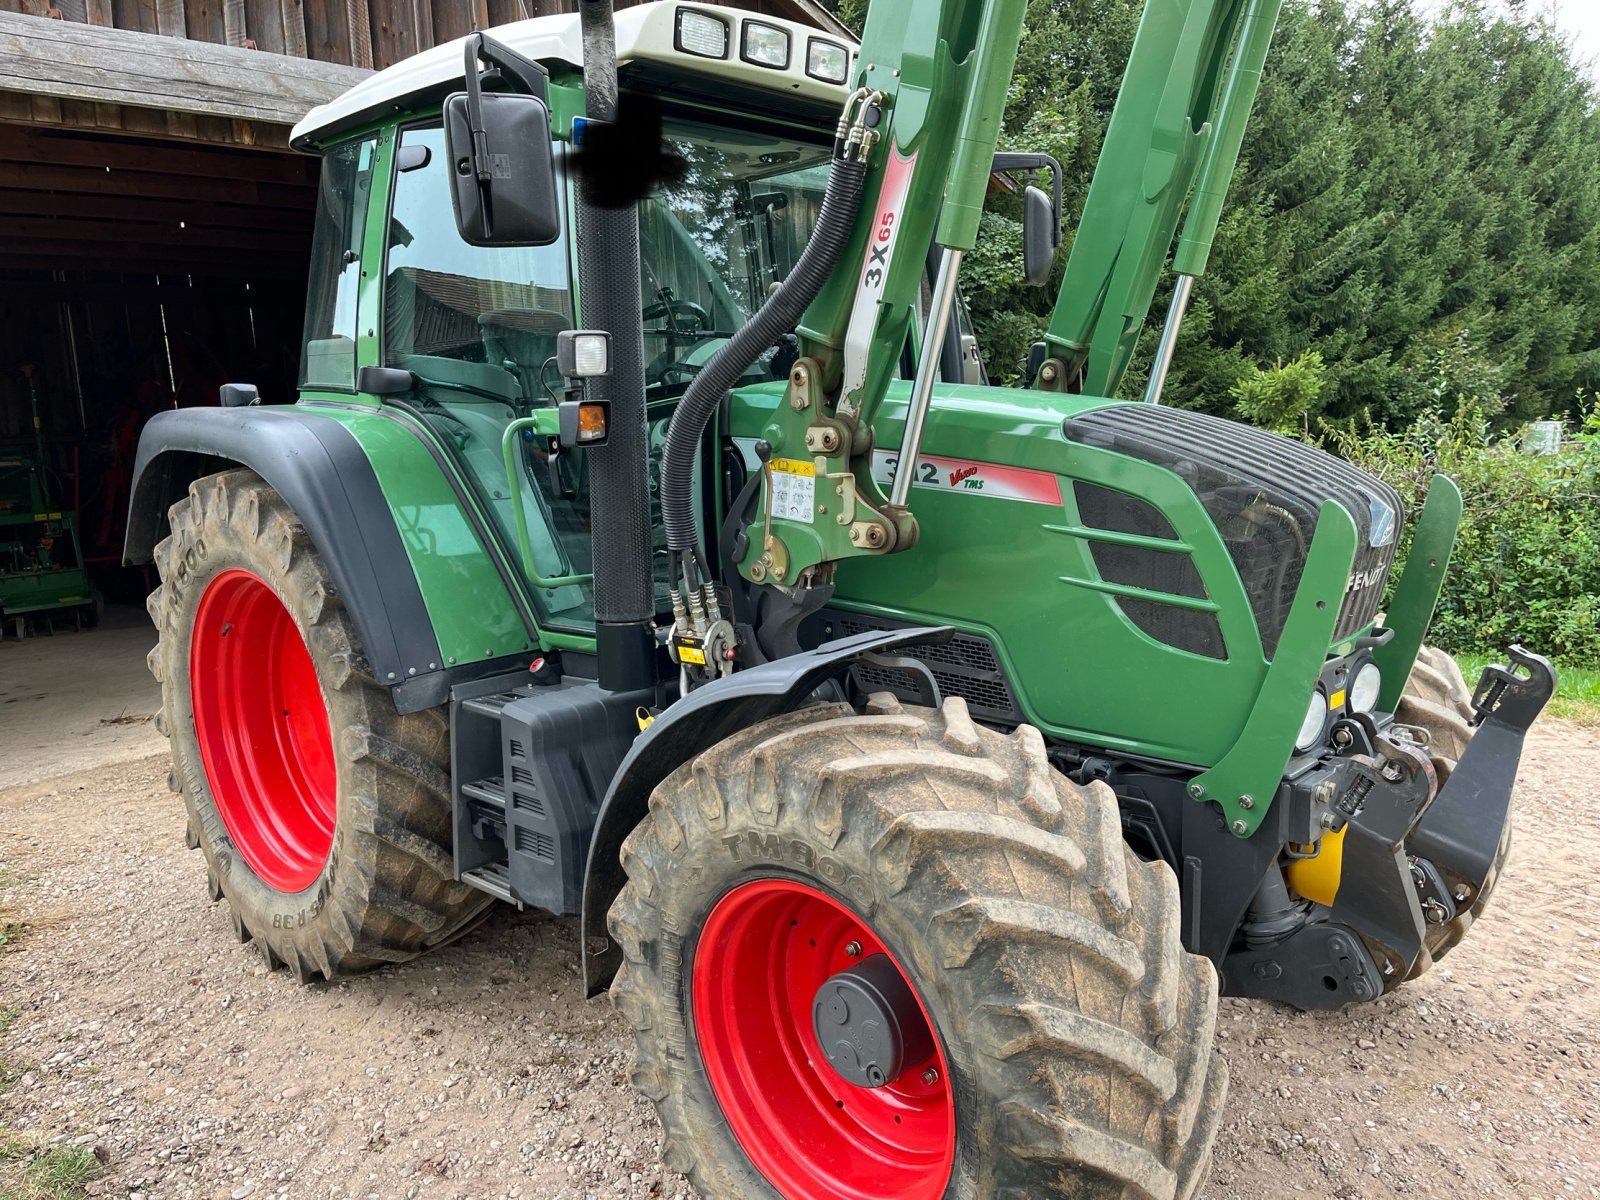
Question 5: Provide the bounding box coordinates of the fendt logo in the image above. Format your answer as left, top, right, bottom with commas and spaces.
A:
1346, 565, 1386, 595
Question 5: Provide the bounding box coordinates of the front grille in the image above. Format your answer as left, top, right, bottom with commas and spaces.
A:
826, 612, 1023, 725
1065, 406, 1403, 657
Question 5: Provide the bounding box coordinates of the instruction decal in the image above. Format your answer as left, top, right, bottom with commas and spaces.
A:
769, 457, 816, 522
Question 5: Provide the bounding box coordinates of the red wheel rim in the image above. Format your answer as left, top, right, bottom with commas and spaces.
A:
190, 569, 336, 893
692, 879, 955, 1200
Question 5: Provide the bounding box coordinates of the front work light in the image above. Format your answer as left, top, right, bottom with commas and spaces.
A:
557, 329, 612, 379
1295, 690, 1328, 754
806, 38, 849, 84
741, 20, 790, 68
1349, 661, 1382, 714
676, 8, 730, 58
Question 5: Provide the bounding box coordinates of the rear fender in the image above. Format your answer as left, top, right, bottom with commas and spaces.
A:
579, 625, 952, 995
125, 407, 445, 712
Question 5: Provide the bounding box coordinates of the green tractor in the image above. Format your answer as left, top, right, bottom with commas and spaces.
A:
125, 0, 1553, 1194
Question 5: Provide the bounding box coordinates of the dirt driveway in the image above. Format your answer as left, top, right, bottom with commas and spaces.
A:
2, 711, 1596, 1200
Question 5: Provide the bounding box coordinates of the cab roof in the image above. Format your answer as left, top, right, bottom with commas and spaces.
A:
290, 2, 857, 151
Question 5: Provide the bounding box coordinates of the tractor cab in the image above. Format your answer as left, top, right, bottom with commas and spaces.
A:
288, 4, 983, 636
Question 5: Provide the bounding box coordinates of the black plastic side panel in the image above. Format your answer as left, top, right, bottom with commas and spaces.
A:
579, 626, 954, 995
488, 679, 650, 915
124, 407, 442, 711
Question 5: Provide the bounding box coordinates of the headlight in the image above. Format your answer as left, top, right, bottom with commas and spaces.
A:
675, 8, 729, 58
741, 20, 790, 68
1295, 690, 1328, 754
806, 38, 849, 84
1349, 661, 1382, 714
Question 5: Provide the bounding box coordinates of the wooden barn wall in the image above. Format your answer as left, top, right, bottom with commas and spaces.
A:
0, 0, 821, 71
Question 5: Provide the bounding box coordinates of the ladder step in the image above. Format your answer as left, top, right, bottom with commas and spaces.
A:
461, 775, 506, 808
461, 863, 522, 908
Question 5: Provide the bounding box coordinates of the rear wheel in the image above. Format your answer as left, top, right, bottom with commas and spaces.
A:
1396, 645, 1505, 971
148, 469, 489, 980
608, 695, 1227, 1199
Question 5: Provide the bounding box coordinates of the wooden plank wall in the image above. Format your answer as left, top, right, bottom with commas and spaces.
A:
0, 123, 318, 277
0, 0, 828, 71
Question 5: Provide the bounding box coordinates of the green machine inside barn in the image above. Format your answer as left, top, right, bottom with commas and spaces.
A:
0, 364, 95, 636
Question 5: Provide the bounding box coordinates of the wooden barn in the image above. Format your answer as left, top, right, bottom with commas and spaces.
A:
0, 0, 843, 617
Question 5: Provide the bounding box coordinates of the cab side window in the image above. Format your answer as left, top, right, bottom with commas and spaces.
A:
381, 125, 596, 629
300, 137, 375, 391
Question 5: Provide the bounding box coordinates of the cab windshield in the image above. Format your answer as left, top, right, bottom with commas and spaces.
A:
640, 118, 831, 394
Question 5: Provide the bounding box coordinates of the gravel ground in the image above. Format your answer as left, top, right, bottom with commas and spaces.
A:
1, 705, 1596, 1199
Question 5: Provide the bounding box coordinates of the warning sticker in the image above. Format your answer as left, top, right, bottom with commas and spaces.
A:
769, 458, 816, 523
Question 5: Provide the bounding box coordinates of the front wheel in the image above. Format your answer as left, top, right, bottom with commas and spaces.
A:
608, 695, 1227, 1199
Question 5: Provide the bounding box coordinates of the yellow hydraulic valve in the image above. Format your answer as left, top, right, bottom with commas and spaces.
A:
1286, 826, 1346, 907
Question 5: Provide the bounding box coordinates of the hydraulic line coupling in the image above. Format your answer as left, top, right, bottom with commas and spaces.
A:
836, 88, 885, 164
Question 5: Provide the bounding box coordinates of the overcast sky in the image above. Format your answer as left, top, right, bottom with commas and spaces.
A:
1549, 0, 1600, 71
1423, 1, 1600, 72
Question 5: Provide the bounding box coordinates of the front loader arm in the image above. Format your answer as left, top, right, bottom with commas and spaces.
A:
1040, 0, 1282, 400
736, 0, 1027, 585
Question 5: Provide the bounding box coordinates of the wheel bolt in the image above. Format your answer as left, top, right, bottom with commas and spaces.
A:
922, 1067, 939, 1085
844, 941, 862, 957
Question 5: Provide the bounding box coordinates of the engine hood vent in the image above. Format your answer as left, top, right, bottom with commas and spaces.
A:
1064, 404, 1404, 659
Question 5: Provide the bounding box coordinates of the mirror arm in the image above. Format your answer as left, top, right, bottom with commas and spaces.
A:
462, 32, 553, 184
991, 151, 1065, 245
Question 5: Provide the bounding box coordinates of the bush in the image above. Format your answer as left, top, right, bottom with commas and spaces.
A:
1320, 398, 1600, 661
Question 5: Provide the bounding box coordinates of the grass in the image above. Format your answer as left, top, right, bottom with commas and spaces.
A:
1456, 653, 1600, 725
0, 1145, 104, 1200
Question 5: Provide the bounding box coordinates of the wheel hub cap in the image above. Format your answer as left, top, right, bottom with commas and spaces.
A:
812, 954, 934, 1090
190, 569, 336, 893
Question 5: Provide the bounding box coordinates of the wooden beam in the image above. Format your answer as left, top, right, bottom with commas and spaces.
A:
1, 159, 315, 206
2, 215, 306, 250
0, 9, 369, 126
84, 0, 111, 25
0, 187, 313, 230
0, 252, 307, 279
0, 123, 318, 183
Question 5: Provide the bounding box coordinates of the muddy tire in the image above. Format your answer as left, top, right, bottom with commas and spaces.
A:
148, 468, 490, 981
1396, 645, 1504, 971
1395, 645, 1476, 780
608, 694, 1227, 1199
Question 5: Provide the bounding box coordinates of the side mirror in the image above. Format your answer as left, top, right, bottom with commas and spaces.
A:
993, 152, 1063, 288
1022, 185, 1057, 287
444, 34, 561, 247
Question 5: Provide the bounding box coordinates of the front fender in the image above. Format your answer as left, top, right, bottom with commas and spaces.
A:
125, 407, 444, 711
579, 624, 952, 995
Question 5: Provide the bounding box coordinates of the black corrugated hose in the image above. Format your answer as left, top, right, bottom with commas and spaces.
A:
659, 154, 869, 570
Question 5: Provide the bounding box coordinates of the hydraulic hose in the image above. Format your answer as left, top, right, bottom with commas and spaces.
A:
659, 153, 869, 555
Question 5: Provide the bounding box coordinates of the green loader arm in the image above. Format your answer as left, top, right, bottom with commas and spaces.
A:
1040, 0, 1283, 400
740, 0, 1027, 584
742, 0, 1284, 589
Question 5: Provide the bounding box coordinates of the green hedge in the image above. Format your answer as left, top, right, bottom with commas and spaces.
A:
1321, 400, 1600, 661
